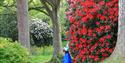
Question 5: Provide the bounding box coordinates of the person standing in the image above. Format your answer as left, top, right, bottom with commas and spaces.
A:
62, 43, 72, 63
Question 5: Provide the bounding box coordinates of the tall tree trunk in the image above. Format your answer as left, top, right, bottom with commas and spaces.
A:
17, 0, 30, 49
110, 0, 125, 58
50, 8, 63, 62
38, 0, 62, 62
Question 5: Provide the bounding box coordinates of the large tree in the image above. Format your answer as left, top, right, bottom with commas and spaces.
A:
40, 0, 62, 62
17, 0, 30, 49
29, 0, 63, 62
110, 0, 125, 58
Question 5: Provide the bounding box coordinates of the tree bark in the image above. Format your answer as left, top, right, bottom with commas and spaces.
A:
17, 0, 30, 49
38, 0, 63, 62
51, 8, 63, 59
110, 0, 125, 58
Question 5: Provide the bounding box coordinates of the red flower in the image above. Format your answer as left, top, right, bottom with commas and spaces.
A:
105, 25, 111, 30
102, 53, 108, 57
81, 27, 87, 35
68, 16, 75, 23
105, 42, 109, 46
100, 16, 107, 21
92, 33, 96, 37
83, 43, 87, 47
101, 58, 105, 61
96, 28, 101, 33
99, 37, 105, 42
81, 17, 88, 23
109, 49, 113, 53
89, 55, 94, 59
76, 9, 83, 17
80, 50, 85, 55
87, 13, 94, 19
106, 35, 112, 39
81, 1, 95, 7
82, 56, 86, 62
88, 33, 92, 36
71, 4, 76, 8
94, 56, 99, 61
78, 29, 82, 35
80, 38, 87, 43
100, 26, 105, 30
99, 1, 105, 6
100, 48, 105, 52
88, 28, 92, 33
103, 11, 108, 15
96, 21, 100, 25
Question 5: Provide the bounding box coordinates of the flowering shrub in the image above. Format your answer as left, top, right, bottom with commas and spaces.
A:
66, 0, 118, 63
30, 19, 53, 47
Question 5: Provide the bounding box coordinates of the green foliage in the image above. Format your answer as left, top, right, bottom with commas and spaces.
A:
59, 1, 69, 41
0, 0, 4, 6
0, 13, 17, 41
29, 0, 52, 25
0, 3, 17, 41
29, 10, 51, 24
0, 37, 31, 63
0, 0, 69, 43
104, 0, 110, 2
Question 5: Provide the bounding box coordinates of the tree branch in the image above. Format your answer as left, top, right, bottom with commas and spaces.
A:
46, 0, 54, 7
40, 0, 52, 16
28, 0, 33, 4
28, 6, 49, 16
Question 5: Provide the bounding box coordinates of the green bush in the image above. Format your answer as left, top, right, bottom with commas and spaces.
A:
0, 37, 30, 63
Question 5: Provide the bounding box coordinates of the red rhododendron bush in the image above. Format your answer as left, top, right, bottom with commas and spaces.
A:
66, 0, 118, 63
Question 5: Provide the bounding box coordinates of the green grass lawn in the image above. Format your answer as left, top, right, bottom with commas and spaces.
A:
31, 41, 68, 63
31, 55, 52, 63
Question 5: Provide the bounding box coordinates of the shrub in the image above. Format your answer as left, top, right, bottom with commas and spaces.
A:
0, 37, 30, 63
0, 13, 18, 41
30, 19, 53, 47
66, 0, 118, 63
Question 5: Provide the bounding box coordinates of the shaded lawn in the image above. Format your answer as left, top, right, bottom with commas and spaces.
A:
31, 55, 52, 63
31, 41, 68, 63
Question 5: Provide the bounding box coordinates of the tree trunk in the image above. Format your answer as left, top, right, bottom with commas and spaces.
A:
110, 0, 125, 58
17, 0, 30, 49
50, 8, 63, 62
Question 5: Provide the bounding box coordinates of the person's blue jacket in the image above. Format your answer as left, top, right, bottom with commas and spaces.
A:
62, 51, 72, 63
